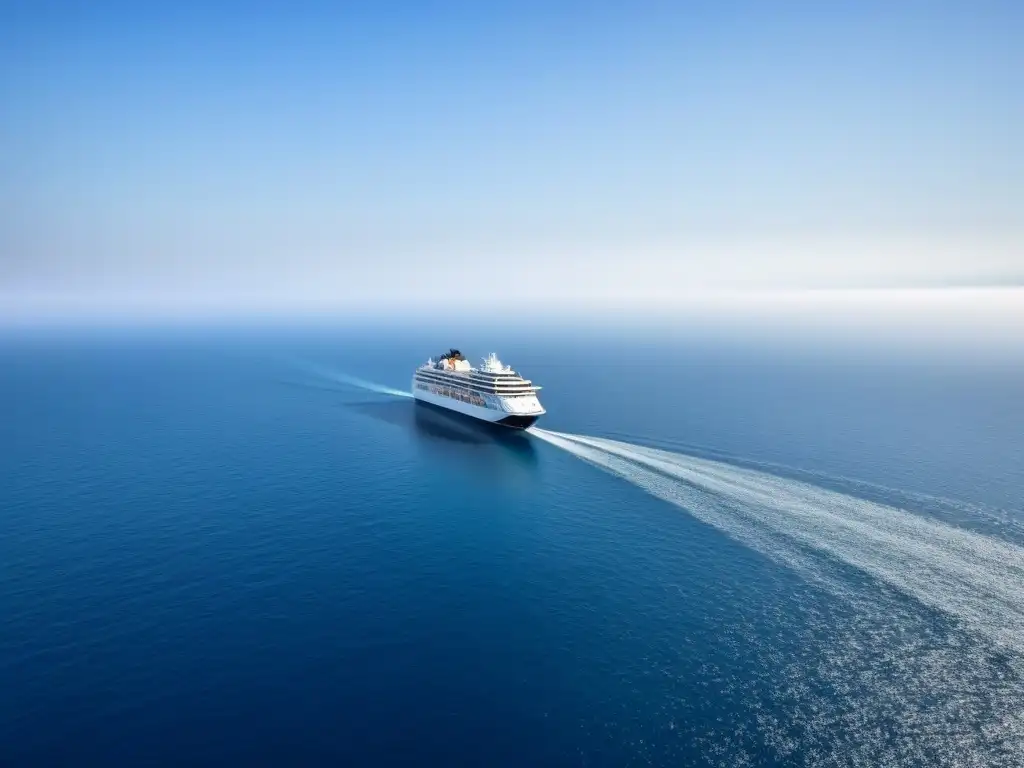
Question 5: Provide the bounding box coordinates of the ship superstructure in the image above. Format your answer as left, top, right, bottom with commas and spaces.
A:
412, 350, 545, 429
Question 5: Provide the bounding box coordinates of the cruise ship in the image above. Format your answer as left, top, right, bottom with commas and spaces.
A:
412, 350, 545, 429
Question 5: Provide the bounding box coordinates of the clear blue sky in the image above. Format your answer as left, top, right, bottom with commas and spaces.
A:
1, 1, 1021, 317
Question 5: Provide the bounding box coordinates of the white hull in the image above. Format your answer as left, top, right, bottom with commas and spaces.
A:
413, 387, 509, 422
411, 383, 544, 429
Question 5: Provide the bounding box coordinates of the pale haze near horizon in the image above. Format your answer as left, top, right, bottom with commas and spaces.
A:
1, 1, 1021, 322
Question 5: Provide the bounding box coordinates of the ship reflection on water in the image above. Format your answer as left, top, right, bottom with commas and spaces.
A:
346, 399, 539, 479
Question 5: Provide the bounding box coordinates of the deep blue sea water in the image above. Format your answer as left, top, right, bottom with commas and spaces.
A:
2, 323, 1023, 766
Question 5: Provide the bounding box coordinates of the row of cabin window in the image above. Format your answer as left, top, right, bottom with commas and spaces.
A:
430, 386, 486, 405
415, 377, 533, 396
417, 380, 532, 400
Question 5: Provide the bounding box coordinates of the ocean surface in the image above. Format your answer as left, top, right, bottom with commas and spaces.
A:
2, 322, 1023, 767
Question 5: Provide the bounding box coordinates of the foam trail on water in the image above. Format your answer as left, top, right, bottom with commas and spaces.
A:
326, 372, 412, 398
530, 427, 1024, 763
298, 362, 412, 398
603, 430, 1024, 543
530, 427, 1024, 656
